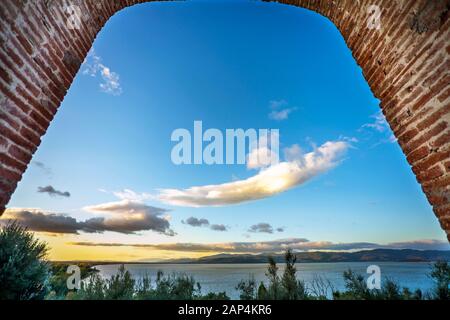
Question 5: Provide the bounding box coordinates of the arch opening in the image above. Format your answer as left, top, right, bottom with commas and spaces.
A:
0, 0, 449, 243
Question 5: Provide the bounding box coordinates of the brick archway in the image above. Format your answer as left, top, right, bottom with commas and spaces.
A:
0, 0, 449, 240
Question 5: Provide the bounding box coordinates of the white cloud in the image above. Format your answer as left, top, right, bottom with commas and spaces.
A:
361, 111, 388, 132
269, 108, 296, 121
99, 67, 122, 95
338, 135, 359, 143
283, 144, 302, 161
247, 146, 279, 169
156, 140, 349, 207
268, 99, 297, 121
269, 100, 288, 109
82, 49, 122, 96
247, 130, 279, 169
113, 189, 153, 202
359, 111, 396, 145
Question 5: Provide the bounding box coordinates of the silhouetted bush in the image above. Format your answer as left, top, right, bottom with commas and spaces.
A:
69, 266, 229, 300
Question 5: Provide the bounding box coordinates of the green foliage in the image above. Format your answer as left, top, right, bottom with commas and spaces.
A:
260, 251, 311, 300
105, 264, 135, 299
0, 222, 50, 300
333, 269, 372, 300
72, 273, 106, 300
265, 256, 281, 299
236, 275, 256, 300
238, 249, 450, 301
69, 266, 229, 300
380, 278, 402, 300
46, 263, 98, 299
332, 270, 424, 300
197, 291, 230, 300
332, 262, 447, 301
152, 270, 200, 300
280, 249, 309, 300
257, 282, 268, 299
1, 227, 448, 301
429, 260, 450, 300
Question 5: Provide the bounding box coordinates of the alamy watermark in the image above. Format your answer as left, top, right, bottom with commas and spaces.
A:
367, 265, 381, 290
66, 265, 81, 290
367, 5, 382, 30
170, 121, 280, 166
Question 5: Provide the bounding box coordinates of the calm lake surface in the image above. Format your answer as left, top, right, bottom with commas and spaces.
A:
95, 262, 436, 299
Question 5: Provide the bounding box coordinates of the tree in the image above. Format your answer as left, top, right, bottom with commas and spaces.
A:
47, 263, 99, 299
72, 273, 106, 300
380, 279, 402, 300
333, 269, 372, 300
236, 276, 256, 300
197, 291, 230, 300
0, 222, 50, 300
265, 256, 281, 299
257, 282, 268, 300
281, 249, 299, 299
430, 260, 450, 300
105, 264, 135, 300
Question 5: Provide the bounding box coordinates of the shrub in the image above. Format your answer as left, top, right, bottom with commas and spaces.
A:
0, 222, 50, 300
47, 263, 98, 299
72, 267, 227, 300
105, 264, 135, 300
265, 256, 281, 300
429, 260, 450, 300
236, 275, 256, 300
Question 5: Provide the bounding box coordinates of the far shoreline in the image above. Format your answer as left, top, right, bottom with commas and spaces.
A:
50, 248, 450, 266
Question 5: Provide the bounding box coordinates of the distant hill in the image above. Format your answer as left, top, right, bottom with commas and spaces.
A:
158, 249, 450, 264
53, 249, 450, 266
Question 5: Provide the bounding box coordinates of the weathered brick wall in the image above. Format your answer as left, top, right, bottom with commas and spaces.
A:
0, 0, 449, 240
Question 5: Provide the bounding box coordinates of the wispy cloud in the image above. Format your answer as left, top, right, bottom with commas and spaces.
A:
2, 202, 175, 236
268, 99, 297, 121
361, 111, 388, 132
359, 111, 396, 145
83, 49, 122, 96
157, 140, 349, 207
112, 189, 153, 202
68, 238, 450, 253
269, 100, 288, 109
37, 185, 70, 198
32, 161, 52, 177
182, 216, 228, 232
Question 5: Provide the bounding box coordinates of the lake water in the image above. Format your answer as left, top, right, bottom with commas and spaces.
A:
95, 262, 436, 299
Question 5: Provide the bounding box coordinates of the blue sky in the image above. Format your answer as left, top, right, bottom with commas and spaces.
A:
4, 0, 448, 260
